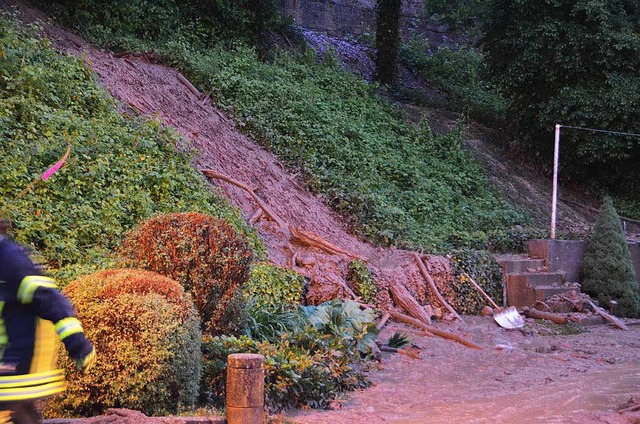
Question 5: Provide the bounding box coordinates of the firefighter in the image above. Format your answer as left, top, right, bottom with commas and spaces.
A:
0, 219, 96, 423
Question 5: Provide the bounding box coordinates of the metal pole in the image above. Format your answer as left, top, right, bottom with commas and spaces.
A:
551, 124, 560, 239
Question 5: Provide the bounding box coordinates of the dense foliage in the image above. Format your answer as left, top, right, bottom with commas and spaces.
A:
35, 0, 522, 252
121, 212, 254, 335
36, 0, 285, 49
483, 0, 640, 197
202, 300, 375, 412
448, 248, 504, 314
347, 260, 378, 305
245, 262, 306, 311
47, 269, 202, 417
375, 0, 402, 85
581, 197, 639, 317
0, 16, 256, 279
399, 43, 506, 125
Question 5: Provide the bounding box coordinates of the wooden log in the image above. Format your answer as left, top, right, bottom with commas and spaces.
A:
522, 307, 568, 324
586, 299, 628, 330
377, 313, 391, 330
389, 311, 483, 350
389, 280, 432, 325
177, 73, 201, 98
415, 254, 464, 323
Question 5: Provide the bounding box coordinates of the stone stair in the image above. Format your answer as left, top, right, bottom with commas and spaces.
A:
495, 249, 581, 308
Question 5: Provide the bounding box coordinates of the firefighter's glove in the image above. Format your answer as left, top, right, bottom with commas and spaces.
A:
76, 347, 96, 373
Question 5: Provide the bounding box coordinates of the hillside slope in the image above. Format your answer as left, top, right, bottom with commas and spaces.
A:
2, 0, 457, 310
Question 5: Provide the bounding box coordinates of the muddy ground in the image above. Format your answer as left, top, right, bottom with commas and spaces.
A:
289, 317, 640, 424
3, 1, 640, 423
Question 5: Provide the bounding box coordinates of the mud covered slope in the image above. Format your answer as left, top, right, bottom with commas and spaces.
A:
2, 0, 461, 313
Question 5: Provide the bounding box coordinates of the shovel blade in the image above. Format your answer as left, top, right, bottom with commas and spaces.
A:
493, 306, 525, 329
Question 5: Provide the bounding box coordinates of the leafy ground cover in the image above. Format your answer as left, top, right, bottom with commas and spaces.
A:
0, 16, 259, 281
33, 0, 524, 252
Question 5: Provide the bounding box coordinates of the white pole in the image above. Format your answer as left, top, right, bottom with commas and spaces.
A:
551, 124, 560, 239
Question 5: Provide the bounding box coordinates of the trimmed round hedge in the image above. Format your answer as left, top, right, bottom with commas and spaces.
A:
45, 269, 202, 418
121, 212, 254, 335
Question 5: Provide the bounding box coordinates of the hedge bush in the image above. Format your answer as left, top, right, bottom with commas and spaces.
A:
347, 260, 377, 305
121, 212, 254, 335
45, 269, 201, 418
244, 262, 305, 311
581, 197, 639, 317
448, 248, 504, 314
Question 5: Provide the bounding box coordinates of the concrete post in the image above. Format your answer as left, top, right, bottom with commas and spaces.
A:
226, 353, 265, 424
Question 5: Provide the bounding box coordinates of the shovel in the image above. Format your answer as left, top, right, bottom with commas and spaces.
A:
463, 272, 525, 329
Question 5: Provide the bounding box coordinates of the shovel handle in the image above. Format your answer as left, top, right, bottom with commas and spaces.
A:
463, 272, 501, 310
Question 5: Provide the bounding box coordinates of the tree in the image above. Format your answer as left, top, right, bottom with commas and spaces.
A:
581, 197, 639, 318
375, 0, 403, 86
483, 0, 640, 195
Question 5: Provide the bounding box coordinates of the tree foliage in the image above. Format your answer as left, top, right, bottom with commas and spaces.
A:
581, 197, 639, 318
375, 0, 402, 85
483, 0, 640, 195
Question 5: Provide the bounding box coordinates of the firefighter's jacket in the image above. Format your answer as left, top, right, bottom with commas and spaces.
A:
0, 236, 93, 402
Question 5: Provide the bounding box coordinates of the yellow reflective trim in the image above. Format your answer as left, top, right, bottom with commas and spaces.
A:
0, 370, 64, 388
17, 276, 57, 304
54, 317, 83, 340
30, 319, 58, 374
0, 380, 65, 401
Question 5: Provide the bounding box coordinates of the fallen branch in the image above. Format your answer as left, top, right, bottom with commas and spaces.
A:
534, 300, 552, 312
586, 299, 628, 330
202, 170, 288, 229
289, 227, 367, 261
380, 346, 421, 360
177, 73, 201, 98
389, 280, 432, 325
389, 311, 483, 350
415, 254, 464, 323
202, 170, 367, 261
248, 208, 263, 225
522, 307, 568, 324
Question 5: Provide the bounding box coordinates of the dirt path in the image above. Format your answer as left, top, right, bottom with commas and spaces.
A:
289, 318, 640, 423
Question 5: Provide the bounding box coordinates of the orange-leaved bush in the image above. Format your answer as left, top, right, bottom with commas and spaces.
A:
121, 212, 254, 335
45, 269, 201, 418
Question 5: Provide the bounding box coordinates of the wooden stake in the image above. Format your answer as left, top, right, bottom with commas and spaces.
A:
414, 254, 464, 323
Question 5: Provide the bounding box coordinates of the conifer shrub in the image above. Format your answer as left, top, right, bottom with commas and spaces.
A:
581, 197, 639, 318
45, 269, 201, 418
245, 262, 305, 311
121, 212, 254, 335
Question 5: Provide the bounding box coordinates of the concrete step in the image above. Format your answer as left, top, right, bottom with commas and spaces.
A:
507, 272, 566, 287
496, 258, 546, 274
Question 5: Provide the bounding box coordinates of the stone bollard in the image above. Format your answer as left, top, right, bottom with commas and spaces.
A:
226, 353, 265, 424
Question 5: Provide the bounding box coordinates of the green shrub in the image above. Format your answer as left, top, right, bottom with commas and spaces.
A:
0, 16, 259, 273
448, 248, 503, 314
201, 330, 369, 412
245, 262, 305, 311
346, 260, 377, 305
581, 197, 639, 317
46, 269, 201, 417
121, 212, 254, 335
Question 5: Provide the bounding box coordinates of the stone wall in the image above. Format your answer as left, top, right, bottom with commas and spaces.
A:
279, 0, 438, 39
530, 239, 640, 287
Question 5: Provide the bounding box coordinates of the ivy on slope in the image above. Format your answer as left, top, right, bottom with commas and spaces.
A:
181, 46, 522, 250
28, 1, 523, 251
0, 17, 259, 277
